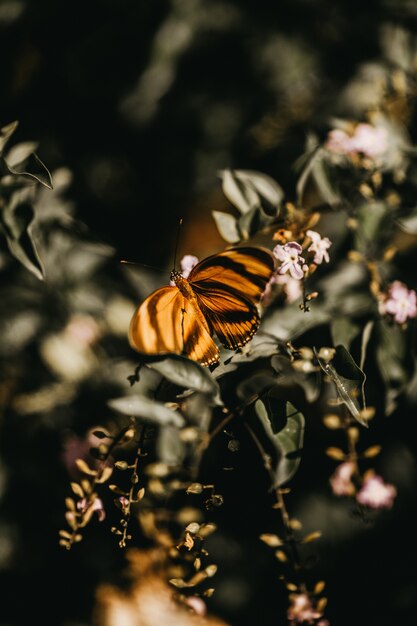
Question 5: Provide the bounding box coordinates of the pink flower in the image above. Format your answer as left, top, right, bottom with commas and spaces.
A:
77, 496, 106, 521
325, 128, 352, 154
356, 474, 397, 510
306, 230, 332, 265
329, 461, 356, 497
379, 281, 417, 325
65, 314, 100, 348
275, 273, 304, 303
184, 596, 207, 616
273, 242, 305, 280
325, 123, 388, 159
170, 254, 199, 285
61, 427, 112, 478
262, 272, 303, 306
288, 593, 323, 624
350, 123, 388, 158
180, 254, 199, 278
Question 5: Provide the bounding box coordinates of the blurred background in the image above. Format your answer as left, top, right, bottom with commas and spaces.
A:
1, 1, 417, 625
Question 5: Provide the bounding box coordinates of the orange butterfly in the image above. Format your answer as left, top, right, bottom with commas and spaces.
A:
128, 246, 276, 366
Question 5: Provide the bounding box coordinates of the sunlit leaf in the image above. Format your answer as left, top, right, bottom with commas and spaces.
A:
108, 394, 185, 427
1, 151, 53, 189
396, 208, 417, 234
212, 210, 241, 243
145, 354, 221, 400
1, 200, 44, 279
0, 120, 19, 153
220, 169, 284, 215
220, 168, 260, 214
260, 533, 283, 547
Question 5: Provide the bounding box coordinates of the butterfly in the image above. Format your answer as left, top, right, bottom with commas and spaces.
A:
128, 246, 276, 366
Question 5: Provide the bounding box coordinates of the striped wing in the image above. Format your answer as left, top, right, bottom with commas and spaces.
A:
128, 286, 220, 366
188, 246, 275, 350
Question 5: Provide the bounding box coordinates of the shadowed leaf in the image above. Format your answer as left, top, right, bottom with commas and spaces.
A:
255, 399, 305, 487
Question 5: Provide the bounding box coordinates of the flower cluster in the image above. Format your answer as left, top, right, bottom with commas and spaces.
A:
379, 281, 417, 325
329, 461, 397, 510
263, 231, 332, 306
325, 123, 388, 160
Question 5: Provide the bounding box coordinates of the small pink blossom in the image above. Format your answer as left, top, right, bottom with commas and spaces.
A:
184, 595, 207, 616
170, 254, 199, 285
65, 314, 100, 348
262, 272, 303, 306
61, 427, 112, 478
325, 128, 352, 154
275, 273, 303, 303
118, 496, 130, 514
180, 254, 199, 277
350, 123, 388, 158
329, 461, 356, 497
273, 242, 305, 280
77, 497, 106, 521
306, 230, 332, 265
356, 474, 397, 510
288, 593, 323, 624
325, 123, 388, 159
379, 281, 417, 325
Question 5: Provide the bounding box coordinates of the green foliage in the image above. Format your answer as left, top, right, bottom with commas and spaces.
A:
0, 121, 52, 279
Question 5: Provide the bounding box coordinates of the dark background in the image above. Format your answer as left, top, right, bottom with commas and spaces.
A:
1, 1, 417, 625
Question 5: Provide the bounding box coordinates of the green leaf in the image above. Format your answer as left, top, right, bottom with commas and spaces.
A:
0, 200, 44, 280
255, 399, 305, 487
0, 120, 19, 153
157, 425, 185, 465
108, 394, 185, 427
236, 371, 277, 404
238, 206, 260, 240
219, 169, 283, 217
270, 355, 320, 403
295, 136, 340, 207
316, 345, 367, 426
220, 168, 261, 214
330, 318, 360, 350
146, 354, 221, 401
262, 302, 330, 341
236, 170, 283, 216
212, 210, 241, 243
1, 152, 53, 189
396, 208, 417, 234
355, 202, 390, 249
374, 319, 414, 414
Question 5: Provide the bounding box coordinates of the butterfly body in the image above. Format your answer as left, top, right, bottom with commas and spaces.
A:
129, 246, 275, 366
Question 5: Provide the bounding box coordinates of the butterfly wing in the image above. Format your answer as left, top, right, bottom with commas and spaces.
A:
188, 246, 275, 350
128, 286, 220, 366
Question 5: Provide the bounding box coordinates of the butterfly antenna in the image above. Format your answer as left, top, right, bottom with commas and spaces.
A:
173, 217, 183, 271
120, 259, 163, 272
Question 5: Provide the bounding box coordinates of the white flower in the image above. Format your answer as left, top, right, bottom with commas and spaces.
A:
306, 230, 332, 265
